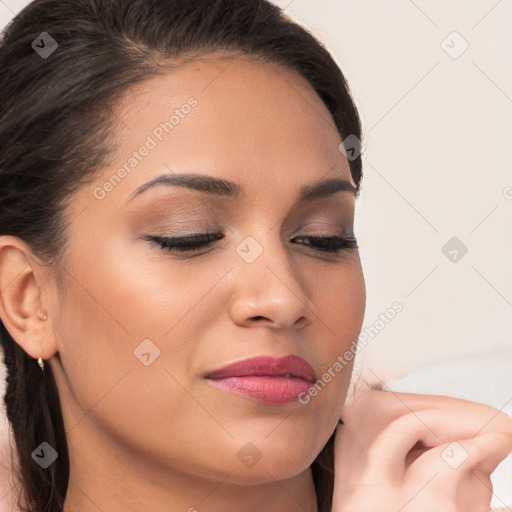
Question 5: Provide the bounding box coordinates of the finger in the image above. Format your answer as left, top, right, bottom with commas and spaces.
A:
368, 409, 512, 479
406, 431, 512, 483
340, 390, 512, 481
342, 389, 512, 439
400, 432, 511, 512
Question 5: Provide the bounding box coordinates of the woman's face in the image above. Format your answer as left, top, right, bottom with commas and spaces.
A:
47, 54, 366, 485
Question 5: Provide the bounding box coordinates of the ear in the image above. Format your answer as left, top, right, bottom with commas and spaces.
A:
0, 235, 58, 361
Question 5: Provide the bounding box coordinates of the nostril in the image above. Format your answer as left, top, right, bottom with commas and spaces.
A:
298, 317, 312, 328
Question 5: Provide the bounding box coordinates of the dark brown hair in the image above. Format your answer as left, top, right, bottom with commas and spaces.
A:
0, 1, 363, 511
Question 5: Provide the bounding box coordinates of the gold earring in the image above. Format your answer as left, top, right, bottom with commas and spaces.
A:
37, 312, 47, 371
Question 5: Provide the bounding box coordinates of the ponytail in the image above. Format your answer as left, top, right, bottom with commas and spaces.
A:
1, 322, 69, 512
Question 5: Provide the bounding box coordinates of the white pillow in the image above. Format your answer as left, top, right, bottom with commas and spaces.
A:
385, 346, 512, 509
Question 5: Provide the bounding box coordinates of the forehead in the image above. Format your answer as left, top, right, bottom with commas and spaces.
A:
70, 52, 355, 229
109, 52, 352, 186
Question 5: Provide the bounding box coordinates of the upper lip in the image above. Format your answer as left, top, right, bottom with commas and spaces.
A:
205, 354, 317, 383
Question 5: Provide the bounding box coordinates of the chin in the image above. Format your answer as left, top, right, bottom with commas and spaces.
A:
219, 437, 320, 485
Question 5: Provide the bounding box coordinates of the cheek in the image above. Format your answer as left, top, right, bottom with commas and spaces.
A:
304, 261, 366, 411
53, 246, 218, 470
311, 258, 366, 349
53, 236, 235, 418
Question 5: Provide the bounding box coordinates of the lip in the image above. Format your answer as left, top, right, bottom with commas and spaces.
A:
205, 354, 317, 382
205, 354, 317, 405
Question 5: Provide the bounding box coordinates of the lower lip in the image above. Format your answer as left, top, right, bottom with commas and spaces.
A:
206, 376, 315, 405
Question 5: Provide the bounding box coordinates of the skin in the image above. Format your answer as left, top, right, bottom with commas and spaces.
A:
333, 387, 512, 512
0, 53, 366, 512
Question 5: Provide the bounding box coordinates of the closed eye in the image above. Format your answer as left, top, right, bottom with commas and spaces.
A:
144, 232, 358, 255
291, 234, 358, 253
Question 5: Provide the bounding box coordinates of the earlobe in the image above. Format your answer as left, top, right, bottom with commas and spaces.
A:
0, 235, 57, 360
36, 310, 49, 322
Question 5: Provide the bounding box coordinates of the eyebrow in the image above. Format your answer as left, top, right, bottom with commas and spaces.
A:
127, 173, 357, 205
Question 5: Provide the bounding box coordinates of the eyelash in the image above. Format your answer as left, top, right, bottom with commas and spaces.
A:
144, 232, 358, 255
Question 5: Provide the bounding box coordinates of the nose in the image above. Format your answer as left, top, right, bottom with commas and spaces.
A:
228, 233, 316, 330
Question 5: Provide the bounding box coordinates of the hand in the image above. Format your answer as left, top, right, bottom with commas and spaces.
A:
332, 387, 512, 512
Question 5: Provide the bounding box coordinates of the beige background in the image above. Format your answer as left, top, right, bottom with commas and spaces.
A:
1, 0, 511, 381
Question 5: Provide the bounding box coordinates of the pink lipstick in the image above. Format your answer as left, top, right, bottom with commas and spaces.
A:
205, 354, 317, 405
